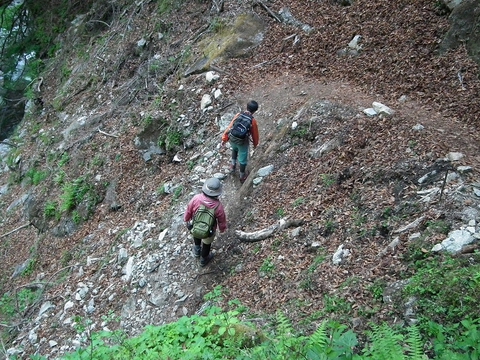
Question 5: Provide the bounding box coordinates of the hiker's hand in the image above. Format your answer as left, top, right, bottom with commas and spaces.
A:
186, 222, 193, 230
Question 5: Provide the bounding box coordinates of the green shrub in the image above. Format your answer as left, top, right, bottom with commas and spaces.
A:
405, 255, 480, 328
25, 167, 48, 185
60, 176, 99, 213
0, 289, 39, 322
44, 201, 58, 219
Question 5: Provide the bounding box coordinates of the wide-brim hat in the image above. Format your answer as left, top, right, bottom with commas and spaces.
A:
202, 178, 223, 197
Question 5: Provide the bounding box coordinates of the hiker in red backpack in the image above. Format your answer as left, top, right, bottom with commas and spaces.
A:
184, 178, 227, 267
221, 100, 260, 183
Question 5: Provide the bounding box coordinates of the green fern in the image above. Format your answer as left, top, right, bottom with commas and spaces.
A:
365, 323, 405, 360
276, 311, 294, 337
405, 326, 425, 360
306, 320, 329, 360
309, 320, 329, 349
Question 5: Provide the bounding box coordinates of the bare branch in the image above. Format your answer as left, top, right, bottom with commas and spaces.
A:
236, 218, 304, 242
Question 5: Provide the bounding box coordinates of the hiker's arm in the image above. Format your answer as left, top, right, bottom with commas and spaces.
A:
216, 205, 227, 233
221, 114, 239, 144
250, 119, 259, 148
184, 197, 197, 222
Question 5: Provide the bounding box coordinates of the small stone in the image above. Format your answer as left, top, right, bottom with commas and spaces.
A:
363, 108, 377, 117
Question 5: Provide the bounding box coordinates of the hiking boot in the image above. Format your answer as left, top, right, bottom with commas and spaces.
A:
200, 253, 214, 267
193, 245, 201, 258
239, 171, 249, 184
229, 163, 236, 173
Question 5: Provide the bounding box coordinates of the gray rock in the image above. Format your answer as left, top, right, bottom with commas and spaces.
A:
457, 165, 472, 173
363, 108, 377, 117
432, 229, 476, 254
257, 165, 274, 177
446, 151, 464, 161
200, 94, 212, 110
332, 244, 350, 265
372, 102, 394, 117
252, 177, 263, 185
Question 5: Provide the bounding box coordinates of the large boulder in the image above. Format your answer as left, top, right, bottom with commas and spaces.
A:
439, 0, 480, 68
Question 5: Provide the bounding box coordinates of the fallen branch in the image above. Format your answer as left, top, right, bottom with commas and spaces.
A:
254, 0, 281, 22
0, 223, 30, 239
98, 128, 118, 138
392, 216, 425, 234
236, 218, 304, 242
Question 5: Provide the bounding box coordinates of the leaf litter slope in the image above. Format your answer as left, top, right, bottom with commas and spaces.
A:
0, 0, 480, 349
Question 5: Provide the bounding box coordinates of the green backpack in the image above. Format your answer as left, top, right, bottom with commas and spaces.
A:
191, 203, 219, 239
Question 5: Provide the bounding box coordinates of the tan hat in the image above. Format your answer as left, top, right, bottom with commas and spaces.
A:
202, 178, 223, 197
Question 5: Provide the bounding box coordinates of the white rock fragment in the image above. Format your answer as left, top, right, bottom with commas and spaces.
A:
200, 94, 212, 110
372, 102, 394, 117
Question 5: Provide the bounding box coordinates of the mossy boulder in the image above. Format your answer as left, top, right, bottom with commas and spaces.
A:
185, 13, 265, 76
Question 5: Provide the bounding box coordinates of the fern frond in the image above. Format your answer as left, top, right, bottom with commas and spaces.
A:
368, 323, 405, 360
275, 311, 294, 337
405, 325, 425, 360
309, 320, 328, 349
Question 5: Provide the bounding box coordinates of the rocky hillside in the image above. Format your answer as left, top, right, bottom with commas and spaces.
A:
1, 0, 480, 358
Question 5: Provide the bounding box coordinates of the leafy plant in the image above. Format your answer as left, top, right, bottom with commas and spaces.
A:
165, 130, 183, 151
260, 257, 275, 277
173, 185, 183, 200
321, 173, 336, 188
54, 170, 66, 185
276, 208, 286, 218
44, 200, 59, 219
0, 288, 39, 322
293, 197, 305, 207
404, 255, 480, 328
210, 17, 226, 33
58, 152, 70, 167
25, 167, 48, 185
60, 176, 99, 214
324, 219, 336, 236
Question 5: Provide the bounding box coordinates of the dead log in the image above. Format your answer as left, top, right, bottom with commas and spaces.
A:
254, 0, 281, 22
236, 218, 303, 242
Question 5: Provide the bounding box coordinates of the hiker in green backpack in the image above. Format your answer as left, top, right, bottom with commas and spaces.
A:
221, 100, 260, 183
184, 178, 227, 267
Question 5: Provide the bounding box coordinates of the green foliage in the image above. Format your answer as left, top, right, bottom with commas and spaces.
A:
293, 197, 305, 207
320, 173, 336, 188
404, 255, 480, 327
25, 167, 48, 185
0, 289, 39, 322
187, 160, 195, 171
53, 302, 480, 360
173, 185, 183, 200
204, 285, 225, 302
60, 176, 99, 214
276, 207, 285, 218
44, 200, 58, 219
22, 257, 36, 277
323, 219, 336, 236
210, 17, 226, 33
92, 155, 104, 167
166, 130, 183, 151
260, 257, 275, 277
425, 220, 451, 235
61, 250, 73, 266
58, 152, 70, 167
368, 279, 386, 302
157, 0, 183, 15
363, 323, 406, 359
54, 170, 66, 185
143, 115, 153, 128
156, 184, 166, 195
427, 319, 480, 358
